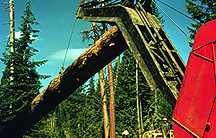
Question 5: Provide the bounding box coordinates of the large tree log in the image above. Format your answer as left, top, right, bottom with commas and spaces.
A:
0, 26, 127, 137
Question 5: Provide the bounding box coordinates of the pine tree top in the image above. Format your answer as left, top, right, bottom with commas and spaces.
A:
186, 0, 216, 42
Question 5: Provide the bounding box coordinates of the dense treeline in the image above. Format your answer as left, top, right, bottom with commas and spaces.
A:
22, 49, 171, 138
0, 0, 171, 137
1, 0, 215, 137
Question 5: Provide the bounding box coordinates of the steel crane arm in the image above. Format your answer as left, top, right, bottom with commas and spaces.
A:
77, 5, 185, 105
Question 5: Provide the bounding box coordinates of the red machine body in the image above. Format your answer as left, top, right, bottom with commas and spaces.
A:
173, 19, 216, 138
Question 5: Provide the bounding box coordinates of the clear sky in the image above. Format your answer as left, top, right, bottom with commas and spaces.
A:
0, 0, 192, 87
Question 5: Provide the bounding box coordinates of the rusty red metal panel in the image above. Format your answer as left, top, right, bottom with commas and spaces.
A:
173, 19, 216, 138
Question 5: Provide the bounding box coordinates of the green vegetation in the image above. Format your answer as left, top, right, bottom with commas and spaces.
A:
186, 0, 216, 42
0, 0, 182, 137
25, 50, 171, 137
0, 0, 48, 134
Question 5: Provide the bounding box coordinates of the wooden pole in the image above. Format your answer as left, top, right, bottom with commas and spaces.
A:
99, 69, 109, 138
9, 0, 15, 53
9, 0, 15, 81
108, 61, 116, 138
93, 21, 109, 138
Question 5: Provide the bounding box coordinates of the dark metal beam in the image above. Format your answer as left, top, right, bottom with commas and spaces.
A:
76, 5, 185, 104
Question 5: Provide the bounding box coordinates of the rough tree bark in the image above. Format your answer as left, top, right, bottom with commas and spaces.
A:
9, 0, 15, 53
9, 0, 15, 81
108, 61, 116, 138
99, 69, 109, 138
0, 26, 127, 137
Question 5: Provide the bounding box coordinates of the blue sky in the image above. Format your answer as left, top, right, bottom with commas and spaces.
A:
0, 0, 192, 87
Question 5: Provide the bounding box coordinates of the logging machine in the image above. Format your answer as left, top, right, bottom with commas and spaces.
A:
1, 1, 216, 137
77, 0, 216, 138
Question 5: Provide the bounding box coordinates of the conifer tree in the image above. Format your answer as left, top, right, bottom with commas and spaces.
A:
0, 0, 48, 132
115, 50, 137, 136
186, 0, 216, 41
73, 78, 103, 137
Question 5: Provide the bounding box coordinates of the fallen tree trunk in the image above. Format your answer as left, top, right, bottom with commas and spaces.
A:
0, 26, 127, 137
